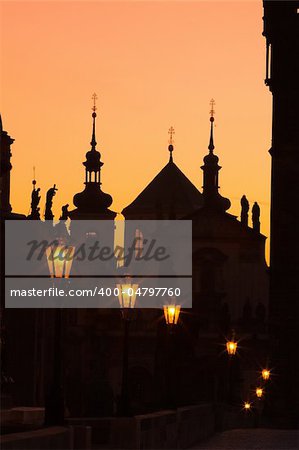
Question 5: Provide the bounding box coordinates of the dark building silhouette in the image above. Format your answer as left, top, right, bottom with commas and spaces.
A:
120, 110, 269, 406
0, 116, 25, 220
122, 131, 203, 220
263, 0, 299, 426
1, 95, 270, 422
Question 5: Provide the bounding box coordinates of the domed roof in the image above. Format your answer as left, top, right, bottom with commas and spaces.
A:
73, 183, 113, 213
203, 152, 219, 165
83, 148, 103, 172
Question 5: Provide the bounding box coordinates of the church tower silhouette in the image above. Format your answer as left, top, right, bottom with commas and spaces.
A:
263, 0, 299, 426
69, 94, 116, 221
69, 95, 116, 269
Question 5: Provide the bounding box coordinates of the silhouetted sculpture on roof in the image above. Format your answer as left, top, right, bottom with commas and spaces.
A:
45, 184, 58, 220
241, 195, 249, 226
54, 204, 70, 242
252, 202, 260, 233
28, 186, 41, 220
60, 204, 69, 222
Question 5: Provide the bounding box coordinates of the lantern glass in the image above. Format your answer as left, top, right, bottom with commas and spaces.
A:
262, 369, 270, 381
226, 340, 237, 356
46, 243, 75, 278
117, 283, 138, 309
244, 402, 251, 410
256, 387, 264, 398
163, 305, 181, 325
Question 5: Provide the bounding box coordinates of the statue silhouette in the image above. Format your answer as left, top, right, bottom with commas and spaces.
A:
240, 195, 249, 226
28, 187, 41, 220
252, 202, 260, 232
60, 204, 69, 222
45, 184, 58, 220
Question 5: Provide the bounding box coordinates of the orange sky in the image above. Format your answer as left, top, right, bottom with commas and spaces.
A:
1, 1, 272, 259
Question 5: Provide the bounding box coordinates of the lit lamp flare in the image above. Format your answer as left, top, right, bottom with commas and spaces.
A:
163, 305, 181, 326
226, 340, 238, 356
262, 369, 270, 381
46, 242, 75, 278
256, 387, 264, 398
243, 401, 252, 410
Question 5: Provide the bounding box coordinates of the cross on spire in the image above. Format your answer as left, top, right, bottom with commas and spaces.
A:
168, 126, 175, 162
208, 99, 215, 152
168, 126, 175, 145
90, 93, 98, 150
92, 93, 98, 113
210, 98, 215, 120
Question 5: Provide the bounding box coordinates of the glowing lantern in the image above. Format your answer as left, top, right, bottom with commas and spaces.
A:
163, 305, 181, 326
117, 280, 138, 309
262, 369, 270, 381
226, 340, 238, 356
46, 242, 75, 278
256, 387, 264, 398
243, 401, 252, 410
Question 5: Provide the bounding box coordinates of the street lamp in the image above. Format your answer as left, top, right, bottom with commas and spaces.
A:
46, 241, 75, 278
163, 304, 181, 328
44, 240, 74, 425
116, 279, 139, 416
261, 369, 270, 381
117, 280, 138, 315
226, 340, 238, 356
256, 387, 264, 399
243, 401, 252, 411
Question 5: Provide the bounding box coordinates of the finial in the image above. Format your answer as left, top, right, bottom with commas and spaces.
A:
168, 126, 175, 162
32, 166, 36, 187
92, 92, 98, 115
208, 99, 215, 152
90, 93, 98, 150
210, 98, 215, 121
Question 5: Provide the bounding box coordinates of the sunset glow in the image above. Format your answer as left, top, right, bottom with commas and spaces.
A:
1, 1, 271, 259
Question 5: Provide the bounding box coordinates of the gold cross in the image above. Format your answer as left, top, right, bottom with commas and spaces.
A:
168, 126, 175, 145
210, 98, 215, 118
92, 93, 98, 112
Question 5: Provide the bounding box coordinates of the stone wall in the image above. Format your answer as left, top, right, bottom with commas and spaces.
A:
0, 426, 71, 450
67, 403, 216, 449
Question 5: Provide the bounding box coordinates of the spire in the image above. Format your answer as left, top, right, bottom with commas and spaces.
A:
91, 92, 98, 151
71, 95, 115, 218
168, 126, 175, 162
201, 100, 231, 212
208, 98, 215, 152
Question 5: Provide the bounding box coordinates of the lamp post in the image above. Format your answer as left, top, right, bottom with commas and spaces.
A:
163, 303, 181, 408
225, 331, 238, 404
45, 240, 74, 425
116, 279, 138, 416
